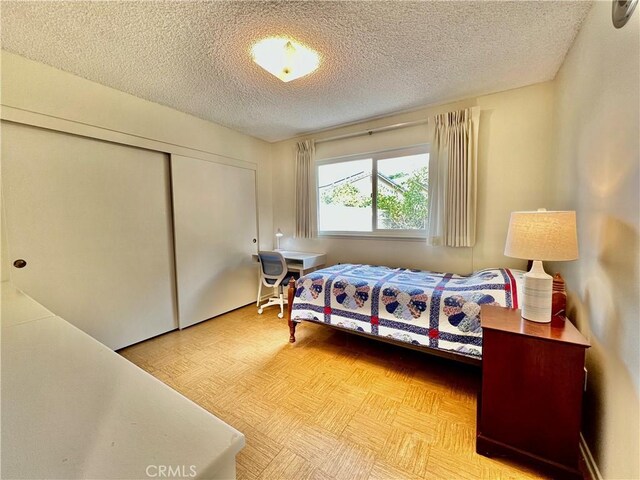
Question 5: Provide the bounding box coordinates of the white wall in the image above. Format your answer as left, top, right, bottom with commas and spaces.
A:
1, 198, 9, 282
0, 51, 274, 266
271, 82, 555, 274
5, 30, 637, 476
550, 2, 639, 478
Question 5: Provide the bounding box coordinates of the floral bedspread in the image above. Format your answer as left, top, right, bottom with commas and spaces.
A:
291, 264, 523, 359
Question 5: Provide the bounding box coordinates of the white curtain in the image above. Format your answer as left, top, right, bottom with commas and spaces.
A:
427, 107, 480, 247
294, 139, 317, 238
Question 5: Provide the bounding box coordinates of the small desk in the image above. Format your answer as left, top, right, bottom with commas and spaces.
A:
253, 250, 327, 276
276, 250, 327, 275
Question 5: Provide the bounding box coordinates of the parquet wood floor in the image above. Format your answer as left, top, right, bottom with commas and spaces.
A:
119, 305, 551, 480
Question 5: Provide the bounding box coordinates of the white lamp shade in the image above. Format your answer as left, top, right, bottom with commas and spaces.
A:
504, 210, 578, 261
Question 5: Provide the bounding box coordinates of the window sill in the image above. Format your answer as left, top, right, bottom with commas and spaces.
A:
318, 232, 427, 242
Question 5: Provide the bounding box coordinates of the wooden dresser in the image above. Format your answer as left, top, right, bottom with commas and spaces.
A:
477, 305, 590, 479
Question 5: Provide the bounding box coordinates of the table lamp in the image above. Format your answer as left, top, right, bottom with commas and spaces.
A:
275, 228, 284, 250
504, 209, 578, 323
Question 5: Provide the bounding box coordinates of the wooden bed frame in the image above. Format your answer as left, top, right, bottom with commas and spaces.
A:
286, 278, 481, 367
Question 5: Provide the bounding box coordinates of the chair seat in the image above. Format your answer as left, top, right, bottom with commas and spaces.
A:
265, 271, 299, 286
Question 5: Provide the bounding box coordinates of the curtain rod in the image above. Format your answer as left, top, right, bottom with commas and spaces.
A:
315, 119, 429, 145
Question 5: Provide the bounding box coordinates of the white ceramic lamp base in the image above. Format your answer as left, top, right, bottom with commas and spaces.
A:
521, 260, 552, 323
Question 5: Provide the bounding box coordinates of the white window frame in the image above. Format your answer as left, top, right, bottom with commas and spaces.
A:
316, 144, 429, 239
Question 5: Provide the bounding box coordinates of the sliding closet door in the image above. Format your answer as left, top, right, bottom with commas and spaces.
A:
171, 154, 258, 328
1, 122, 177, 349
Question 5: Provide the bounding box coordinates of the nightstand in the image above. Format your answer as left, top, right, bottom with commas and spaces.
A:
477, 305, 590, 479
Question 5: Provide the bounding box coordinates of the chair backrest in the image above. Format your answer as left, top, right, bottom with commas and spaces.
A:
258, 251, 287, 287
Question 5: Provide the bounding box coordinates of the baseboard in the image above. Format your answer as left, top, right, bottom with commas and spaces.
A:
580, 433, 603, 480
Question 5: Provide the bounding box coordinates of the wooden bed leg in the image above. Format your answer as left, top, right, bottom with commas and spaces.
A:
287, 277, 297, 343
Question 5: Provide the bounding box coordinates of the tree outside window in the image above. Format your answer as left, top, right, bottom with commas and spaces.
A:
317, 147, 429, 236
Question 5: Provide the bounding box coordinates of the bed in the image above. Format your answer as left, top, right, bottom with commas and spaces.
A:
286, 264, 524, 365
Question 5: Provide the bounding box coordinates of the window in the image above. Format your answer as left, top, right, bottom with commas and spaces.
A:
317, 145, 429, 237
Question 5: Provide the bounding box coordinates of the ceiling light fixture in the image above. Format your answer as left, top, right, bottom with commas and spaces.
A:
251, 37, 319, 83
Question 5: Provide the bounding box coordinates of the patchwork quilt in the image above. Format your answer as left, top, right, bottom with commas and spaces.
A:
291, 264, 523, 359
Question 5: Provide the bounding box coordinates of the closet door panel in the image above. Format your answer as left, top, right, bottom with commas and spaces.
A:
2, 122, 177, 349
171, 154, 258, 328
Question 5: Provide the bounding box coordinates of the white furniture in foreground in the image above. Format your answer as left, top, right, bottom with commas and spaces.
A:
1, 282, 245, 480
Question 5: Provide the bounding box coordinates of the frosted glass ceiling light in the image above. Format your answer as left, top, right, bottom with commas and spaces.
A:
251, 37, 319, 82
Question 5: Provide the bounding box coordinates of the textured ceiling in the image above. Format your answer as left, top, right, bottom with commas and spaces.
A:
1, 1, 592, 142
